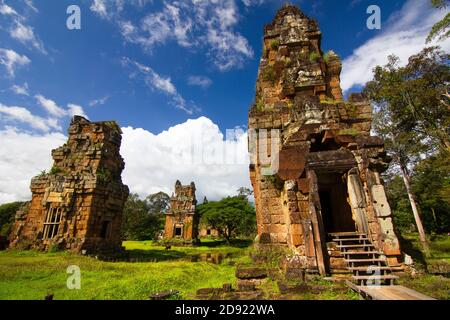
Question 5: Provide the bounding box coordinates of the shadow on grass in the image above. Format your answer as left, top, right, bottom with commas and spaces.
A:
398, 233, 427, 268
196, 239, 253, 248
127, 249, 189, 262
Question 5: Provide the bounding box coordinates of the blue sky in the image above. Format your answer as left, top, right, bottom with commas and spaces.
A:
0, 0, 448, 203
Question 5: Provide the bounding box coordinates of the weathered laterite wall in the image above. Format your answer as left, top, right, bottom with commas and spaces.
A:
164, 181, 198, 240
249, 5, 401, 273
9, 116, 129, 254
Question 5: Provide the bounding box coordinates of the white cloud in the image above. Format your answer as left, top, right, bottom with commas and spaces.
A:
92, 0, 254, 71
241, 0, 266, 6
35, 95, 67, 118
0, 48, 30, 77
122, 116, 250, 201
188, 75, 212, 88
35, 95, 88, 120
90, 0, 108, 19
0, 3, 17, 15
67, 104, 89, 119
24, 0, 38, 13
0, 103, 60, 132
0, 128, 66, 203
122, 57, 197, 114
9, 21, 47, 55
341, 0, 450, 92
11, 83, 29, 96
89, 95, 110, 107
0, 117, 251, 204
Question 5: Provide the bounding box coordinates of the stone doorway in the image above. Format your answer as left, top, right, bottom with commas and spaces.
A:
317, 172, 356, 241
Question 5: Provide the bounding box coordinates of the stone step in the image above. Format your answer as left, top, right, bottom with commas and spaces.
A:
343, 251, 382, 255
352, 275, 399, 281
333, 237, 369, 242
349, 266, 393, 271
345, 258, 385, 263
337, 244, 374, 249
329, 232, 367, 237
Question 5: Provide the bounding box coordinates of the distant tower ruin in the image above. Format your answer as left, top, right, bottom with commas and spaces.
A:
249, 6, 402, 274
9, 116, 129, 254
164, 180, 198, 241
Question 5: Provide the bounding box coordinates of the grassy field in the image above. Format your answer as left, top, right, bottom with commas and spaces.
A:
0, 235, 448, 300
0, 239, 250, 300
397, 233, 450, 300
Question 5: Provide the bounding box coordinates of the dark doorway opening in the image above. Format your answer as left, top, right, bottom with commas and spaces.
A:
175, 226, 182, 237
100, 221, 111, 239
317, 172, 355, 240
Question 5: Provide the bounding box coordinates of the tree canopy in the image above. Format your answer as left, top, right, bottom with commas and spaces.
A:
197, 195, 256, 241
0, 202, 24, 237
121, 193, 168, 241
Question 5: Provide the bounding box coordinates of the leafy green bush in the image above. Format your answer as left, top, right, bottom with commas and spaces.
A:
270, 39, 279, 50
49, 166, 63, 175
263, 66, 275, 83
309, 51, 321, 63
0, 202, 24, 237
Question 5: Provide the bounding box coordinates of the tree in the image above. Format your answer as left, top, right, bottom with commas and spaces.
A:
145, 192, 170, 215
0, 202, 24, 237
363, 47, 450, 249
428, 0, 450, 42
197, 196, 256, 241
237, 187, 253, 198
122, 194, 164, 241
412, 151, 450, 233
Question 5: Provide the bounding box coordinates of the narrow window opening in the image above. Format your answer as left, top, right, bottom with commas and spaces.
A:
43, 206, 62, 239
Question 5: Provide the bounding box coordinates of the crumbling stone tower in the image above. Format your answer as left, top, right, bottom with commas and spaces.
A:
249, 6, 401, 274
164, 180, 198, 240
9, 116, 129, 254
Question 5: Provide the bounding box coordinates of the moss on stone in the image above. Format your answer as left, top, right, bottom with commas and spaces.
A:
270, 39, 280, 50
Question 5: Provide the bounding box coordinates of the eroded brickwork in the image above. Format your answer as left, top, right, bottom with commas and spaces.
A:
249, 5, 401, 273
9, 116, 129, 254
164, 181, 198, 240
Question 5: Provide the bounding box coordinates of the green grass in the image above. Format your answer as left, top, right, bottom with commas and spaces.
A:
398, 233, 450, 300
0, 240, 251, 300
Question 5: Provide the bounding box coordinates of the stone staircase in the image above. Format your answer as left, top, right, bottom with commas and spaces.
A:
330, 232, 399, 286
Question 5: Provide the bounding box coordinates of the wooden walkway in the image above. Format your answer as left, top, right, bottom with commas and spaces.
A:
346, 281, 436, 300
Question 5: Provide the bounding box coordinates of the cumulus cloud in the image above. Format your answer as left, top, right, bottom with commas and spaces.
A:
0, 128, 66, 203
188, 75, 213, 88
0, 1, 46, 54
0, 48, 30, 77
91, 0, 254, 71
0, 117, 251, 203
121, 117, 250, 201
35, 94, 88, 119
341, 0, 450, 92
0, 2, 17, 15
0, 103, 60, 132
122, 57, 198, 114
9, 21, 47, 55
68, 104, 89, 119
35, 95, 66, 118
11, 83, 29, 96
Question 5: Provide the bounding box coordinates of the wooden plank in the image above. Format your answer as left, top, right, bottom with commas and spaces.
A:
308, 169, 328, 276
346, 284, 436, 300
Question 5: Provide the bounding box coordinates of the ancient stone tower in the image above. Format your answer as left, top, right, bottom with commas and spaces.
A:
9, 116, 129, 254
164, 180, 198, 240
249, 6, 401, 274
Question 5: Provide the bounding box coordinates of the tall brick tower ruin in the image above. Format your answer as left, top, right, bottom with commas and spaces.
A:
9, 116, 129, 254
249, 6, 402, 274
164, 180, 199, 241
